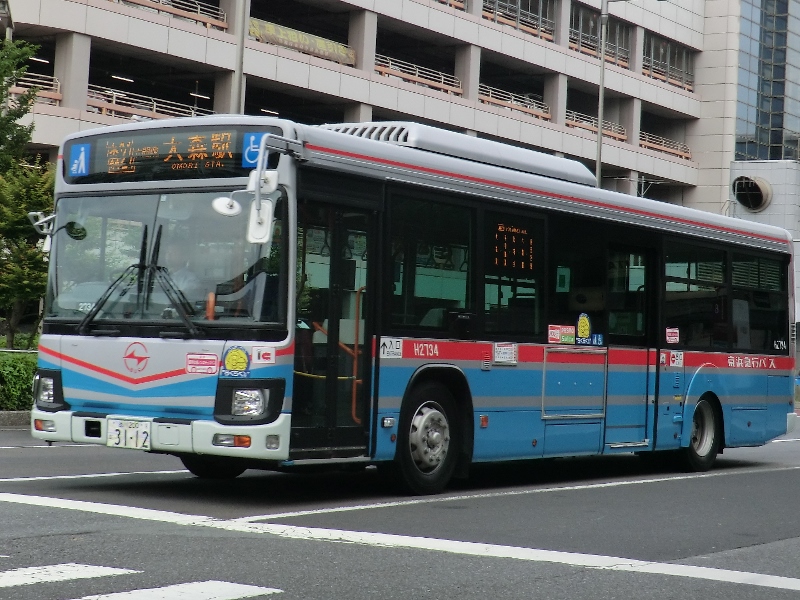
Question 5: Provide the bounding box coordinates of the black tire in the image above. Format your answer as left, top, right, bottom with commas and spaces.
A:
680, 398, 720, 472
395, 381, 461, 495
180, 455, 246, 479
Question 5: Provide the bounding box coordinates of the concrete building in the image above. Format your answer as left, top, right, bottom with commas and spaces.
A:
2, 0, 797, 219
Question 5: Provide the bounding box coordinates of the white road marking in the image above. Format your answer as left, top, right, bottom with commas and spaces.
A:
233, 464, 800, 522
0, 470, 187, 483
0, 444, 94, 449
771, 438, 800, 443
0, 563, 138, 587
71, 580, 281, 599
1, 493, 800, 591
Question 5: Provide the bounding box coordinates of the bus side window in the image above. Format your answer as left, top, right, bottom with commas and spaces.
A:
388, 194, 473, 330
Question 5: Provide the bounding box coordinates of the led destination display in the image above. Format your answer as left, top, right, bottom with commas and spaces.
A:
63, 124, 282, 184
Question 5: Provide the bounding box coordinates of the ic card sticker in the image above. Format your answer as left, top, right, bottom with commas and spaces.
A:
252, 346, 276, 364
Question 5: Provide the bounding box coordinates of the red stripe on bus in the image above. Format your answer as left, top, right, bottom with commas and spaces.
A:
305, 144, 790, 246
39, 345, 188, 385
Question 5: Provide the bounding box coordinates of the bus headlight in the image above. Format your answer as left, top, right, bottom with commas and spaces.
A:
214, 378, 285, 425
232, 389, 266, 416
33, 370, 69, 412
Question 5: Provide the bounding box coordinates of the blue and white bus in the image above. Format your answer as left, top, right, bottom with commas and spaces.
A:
29, 116, 797, 494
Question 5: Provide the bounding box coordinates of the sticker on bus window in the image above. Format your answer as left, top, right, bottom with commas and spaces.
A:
221, 346, 251, 378
548, 324, 575, 344
493, 342, 517, 365
576, 313, 592, 345
666, 327, 680, 344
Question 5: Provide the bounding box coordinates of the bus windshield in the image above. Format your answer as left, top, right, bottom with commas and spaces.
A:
45, 190, 285, 329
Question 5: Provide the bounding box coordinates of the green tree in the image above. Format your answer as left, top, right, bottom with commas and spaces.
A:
0, 160, 54, 348
0, 38, 49, 348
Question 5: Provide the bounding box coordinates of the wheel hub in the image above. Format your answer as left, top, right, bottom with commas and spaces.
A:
409, 404, 450, 472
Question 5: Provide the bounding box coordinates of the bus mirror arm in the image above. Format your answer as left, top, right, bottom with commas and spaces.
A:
28, 212, 55, 236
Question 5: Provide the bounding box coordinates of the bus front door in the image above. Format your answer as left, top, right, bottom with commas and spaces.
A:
291, 201, 374, 459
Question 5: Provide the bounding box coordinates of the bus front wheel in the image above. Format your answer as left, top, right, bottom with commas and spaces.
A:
180, 455, 246, 479
396, 382, 460, 495
681, 398, 720, 472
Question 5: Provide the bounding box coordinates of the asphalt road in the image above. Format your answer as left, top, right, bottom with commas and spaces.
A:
2, 426, 800, 599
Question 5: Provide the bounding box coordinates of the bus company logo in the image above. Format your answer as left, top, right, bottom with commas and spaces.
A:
123, 342, 150, 373
221, 346, 251, 378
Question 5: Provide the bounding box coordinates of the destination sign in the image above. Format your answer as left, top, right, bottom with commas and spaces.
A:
63, 124, 282, 184
491, 221, 536, 274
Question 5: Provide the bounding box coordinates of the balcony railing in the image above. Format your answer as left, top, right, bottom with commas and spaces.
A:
565, 110, 627, 141
478, 84, 551, 120
568, 29, 629, 68
113, 0, 227, 30
482, 0, 555, 41
433, 0, 466, 10
639, 131, 692, 160
642, 57, 693, 92
86, 85, 214, 120
375, 54, 463, 96
8, 73, 62, 106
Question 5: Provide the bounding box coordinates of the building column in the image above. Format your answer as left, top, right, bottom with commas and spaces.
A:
53, 32, 91, 111
619, 96, 641, 148
629, 25, 645, 75
455, 44, 481, 101
614, 170, 638, 195
349, 10, 377, 73
216, 0, 251, 113
543, 73, 568, 125
344, 103, 373, 122
554, 0, 571, 47
466, 0, 482, 17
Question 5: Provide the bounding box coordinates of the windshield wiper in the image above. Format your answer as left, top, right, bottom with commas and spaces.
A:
142, 225, 201, 338
152, 267, 202, 338
76, 226, 149, 335
76, 264, 140, 335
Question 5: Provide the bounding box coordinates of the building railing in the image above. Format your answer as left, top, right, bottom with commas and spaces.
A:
478, 84, 551, 120
375, 54, 463, 96
86, 85, 214, 120
433, 0, 466, 10
112, 0, 228, 31
565, 110, 627, 141
639, 131, 692, 160
8, 73, 62, 106
482, 0, 555, 41
568, 29, 629, 68
642, 57, 693, 91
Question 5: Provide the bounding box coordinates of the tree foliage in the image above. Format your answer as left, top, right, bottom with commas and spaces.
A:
0, 38, 50, 349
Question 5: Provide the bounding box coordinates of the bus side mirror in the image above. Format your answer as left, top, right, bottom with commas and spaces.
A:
247, 197, 274, 245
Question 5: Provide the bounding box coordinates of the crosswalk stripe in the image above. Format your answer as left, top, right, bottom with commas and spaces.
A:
70, 580, 282, 599
0, 563, 139, 587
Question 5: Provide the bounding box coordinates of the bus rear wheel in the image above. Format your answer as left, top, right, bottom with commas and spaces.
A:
180, 455, 246, 479
681, 398, 720, 472
395, 382, 460, 495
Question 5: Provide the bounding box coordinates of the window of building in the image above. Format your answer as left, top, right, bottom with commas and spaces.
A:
569, 3, 630, 68
643, 32, 694, 91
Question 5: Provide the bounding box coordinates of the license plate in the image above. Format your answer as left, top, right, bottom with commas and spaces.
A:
107, 419, 151, 450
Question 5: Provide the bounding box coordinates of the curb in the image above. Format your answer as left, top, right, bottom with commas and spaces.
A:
0, 411, 30, 427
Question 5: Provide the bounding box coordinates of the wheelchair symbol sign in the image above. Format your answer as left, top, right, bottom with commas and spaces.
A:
242, 133, 267, 168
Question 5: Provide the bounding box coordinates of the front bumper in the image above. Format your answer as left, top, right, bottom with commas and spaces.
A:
30, 408, 291, 460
